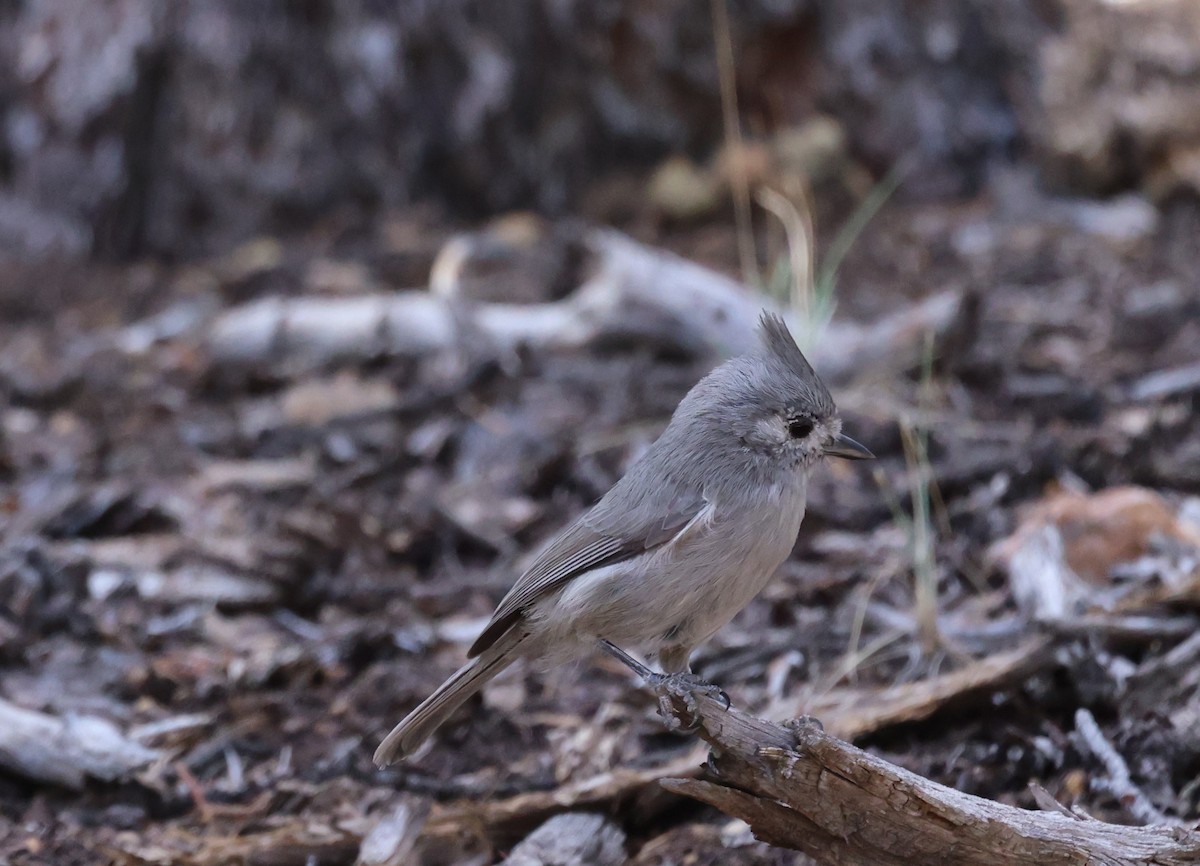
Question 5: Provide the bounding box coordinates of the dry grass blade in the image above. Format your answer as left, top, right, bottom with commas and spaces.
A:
711, 0, 758, 289
756, 186, 814, 325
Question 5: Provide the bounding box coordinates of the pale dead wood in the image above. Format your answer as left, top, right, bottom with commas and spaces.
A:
499, 812, 626, 866
0, 698, 164, 790
202, 227, 961, 381
355, 798, 429, 866
645, 681, 1200, 866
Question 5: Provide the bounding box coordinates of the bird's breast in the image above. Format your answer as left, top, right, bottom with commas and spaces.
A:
673, 474, 808, 587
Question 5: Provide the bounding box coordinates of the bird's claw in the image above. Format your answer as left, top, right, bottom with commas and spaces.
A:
646, 671, 731, 728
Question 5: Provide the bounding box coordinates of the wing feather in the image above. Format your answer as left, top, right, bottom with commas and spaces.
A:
467, 479, 705, 657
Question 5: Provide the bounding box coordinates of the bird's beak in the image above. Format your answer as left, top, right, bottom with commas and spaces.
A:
823, 433, 874, 460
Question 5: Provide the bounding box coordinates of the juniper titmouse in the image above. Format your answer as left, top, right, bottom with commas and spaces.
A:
374, 312, 872, 764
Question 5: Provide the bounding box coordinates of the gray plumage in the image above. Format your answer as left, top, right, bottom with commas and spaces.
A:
374, 312, 870, 765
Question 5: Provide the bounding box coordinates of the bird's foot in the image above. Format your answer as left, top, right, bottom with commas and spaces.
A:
595, 640, 730, 730
645, 671, 730, 730
647, 671, 731, 709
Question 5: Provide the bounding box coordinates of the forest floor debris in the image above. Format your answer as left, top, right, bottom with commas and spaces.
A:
3, 189, 1200, 863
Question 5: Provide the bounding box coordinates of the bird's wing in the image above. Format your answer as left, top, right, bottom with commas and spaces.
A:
467, 478, 706, 658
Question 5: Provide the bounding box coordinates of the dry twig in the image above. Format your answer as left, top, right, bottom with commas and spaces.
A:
1072, 708, 1184, 828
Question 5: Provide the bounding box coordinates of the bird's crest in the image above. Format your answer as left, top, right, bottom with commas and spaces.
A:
757, 312, 818, 378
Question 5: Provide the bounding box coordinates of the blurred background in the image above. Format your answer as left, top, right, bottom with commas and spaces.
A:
1, 1, 1199, 864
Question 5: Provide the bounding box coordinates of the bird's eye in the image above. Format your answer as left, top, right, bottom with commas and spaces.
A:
787, 417, 814, 439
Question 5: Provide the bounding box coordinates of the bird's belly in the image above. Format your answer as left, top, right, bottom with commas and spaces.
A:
652, 499, 804, 647
536, 489, 806, 655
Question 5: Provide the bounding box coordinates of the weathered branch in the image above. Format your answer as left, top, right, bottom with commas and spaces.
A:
0, 698, 163, 790
775, 636, 1054, 740
420, 750, 703, 845
643, 680, 1200, 866
201, 228, 961, 381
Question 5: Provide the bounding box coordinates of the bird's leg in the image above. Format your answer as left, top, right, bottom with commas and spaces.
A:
598, 640, 730, 730
657, 644, 692, 673
598, 639, 655, 678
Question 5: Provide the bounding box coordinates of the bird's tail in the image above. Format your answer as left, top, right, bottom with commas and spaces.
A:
373, 630, 527, 766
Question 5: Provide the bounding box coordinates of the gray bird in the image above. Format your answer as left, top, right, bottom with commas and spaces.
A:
374, 312, 872, 765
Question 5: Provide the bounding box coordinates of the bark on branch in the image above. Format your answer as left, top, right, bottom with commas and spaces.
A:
649, 682, 1200, 866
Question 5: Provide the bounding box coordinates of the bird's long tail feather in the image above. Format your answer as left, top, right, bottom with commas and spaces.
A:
373, 630, 526, 765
